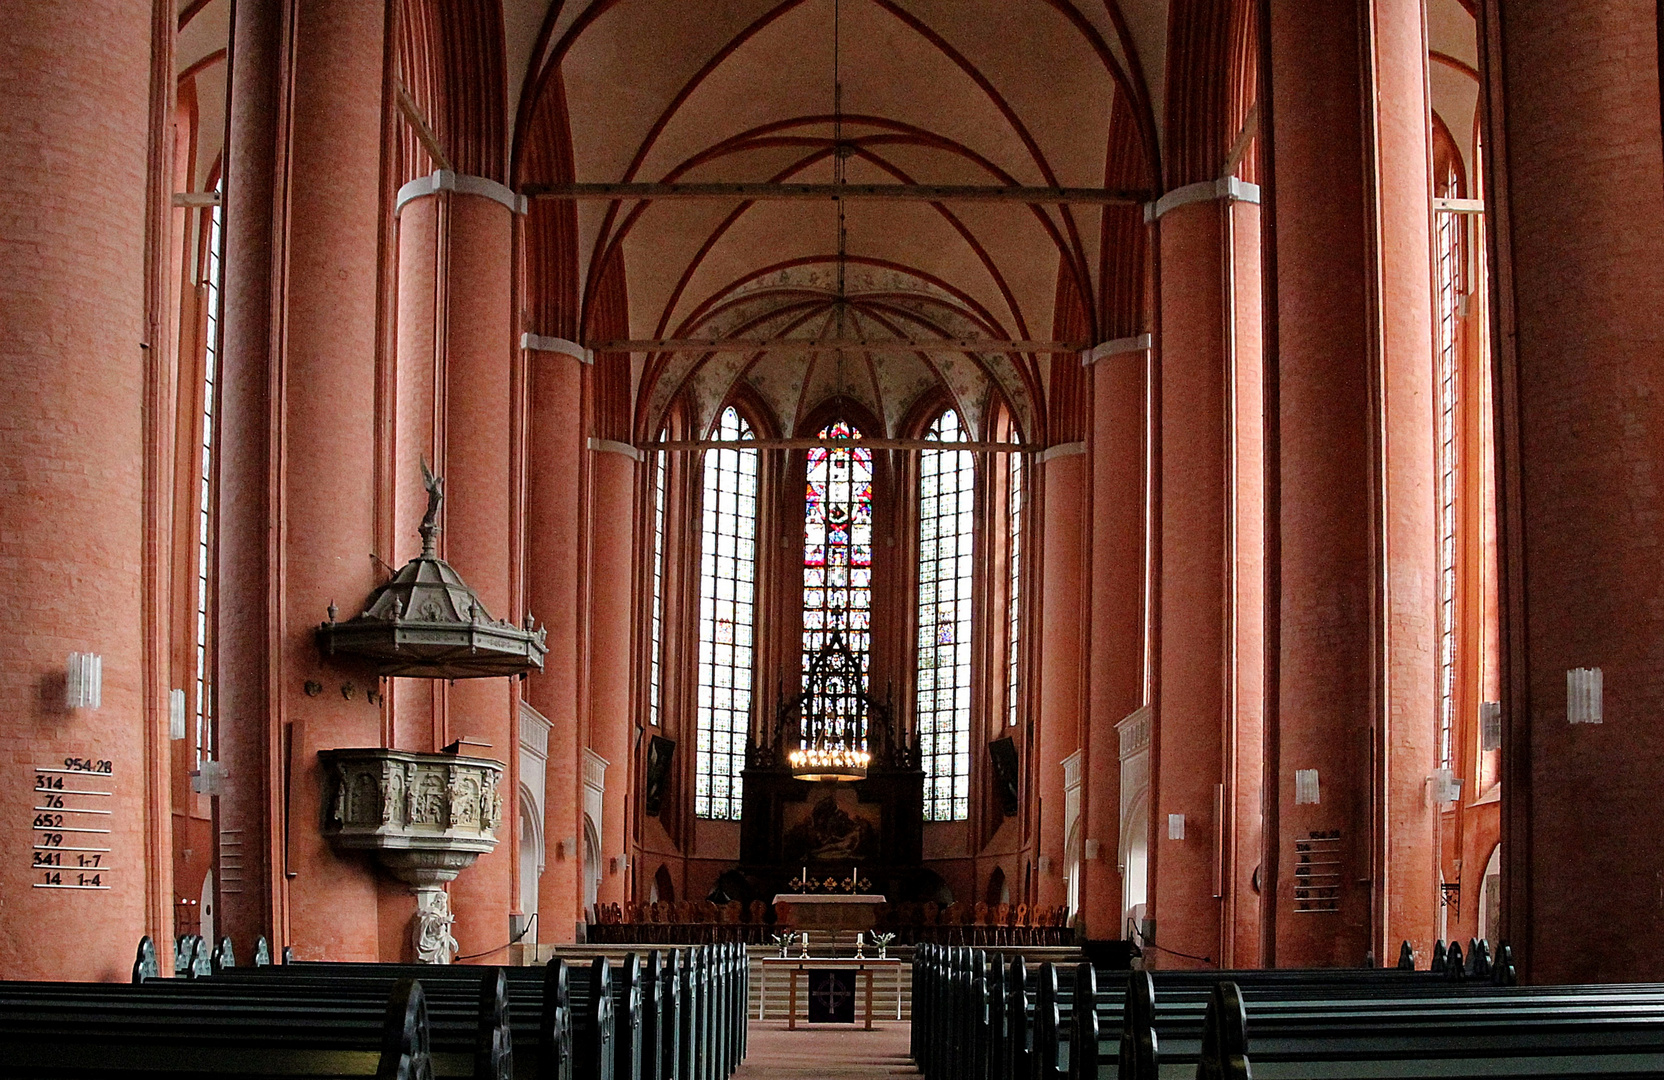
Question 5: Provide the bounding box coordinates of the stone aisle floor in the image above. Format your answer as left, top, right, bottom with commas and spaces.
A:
730, 1021, 918, 1079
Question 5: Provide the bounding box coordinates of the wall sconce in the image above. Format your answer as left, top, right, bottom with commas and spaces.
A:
1567, 667, 1603, 724
1479, 701, 1502, 751
66, 652, 102, 710
1429, 767, 1463, 806
169, 689, 187, 740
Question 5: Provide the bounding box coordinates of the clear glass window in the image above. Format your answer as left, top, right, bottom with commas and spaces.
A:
916, 411, 974, 821
695, 408, 758, 820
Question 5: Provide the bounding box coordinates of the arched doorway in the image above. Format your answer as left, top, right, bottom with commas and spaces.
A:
1477, 844, 1502, 946
581, 818, 602, 917
199, 869, 215, 948
985, 866, 1009, 907
1065, 821, 1083, 919
652, 865, 675, 905
518, 793, 541, 930
1121, 792, 1149, 940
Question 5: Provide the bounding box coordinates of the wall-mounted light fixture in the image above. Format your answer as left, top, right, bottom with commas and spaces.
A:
66, 652, 102, 710
169, 689, 187, 740
1479, 701, 1502, 751
1567, 667, 1603, 724
1429, 767, 1463, 806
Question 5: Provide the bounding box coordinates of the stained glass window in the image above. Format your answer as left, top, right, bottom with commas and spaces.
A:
917, 411, 974, 821
647, 446, 668, 727
1007, 433, 1024, 729
803, 421, 873, 697
695, 407, 758, 820
194, 185, 223, 770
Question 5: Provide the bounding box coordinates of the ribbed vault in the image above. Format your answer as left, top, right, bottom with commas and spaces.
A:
510, 0, 1164, 443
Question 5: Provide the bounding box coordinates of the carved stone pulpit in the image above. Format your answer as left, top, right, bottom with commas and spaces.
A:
319, 747, 504, 963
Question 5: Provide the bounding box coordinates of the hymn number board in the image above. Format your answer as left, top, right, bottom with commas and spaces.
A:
32, 758, 114, 890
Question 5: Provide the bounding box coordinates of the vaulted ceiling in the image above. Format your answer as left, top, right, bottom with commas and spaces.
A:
509, 0, 1164, 443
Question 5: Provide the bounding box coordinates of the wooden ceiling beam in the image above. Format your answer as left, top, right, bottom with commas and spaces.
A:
642, 437, 1026, 453
522, 181, 1147, 205
589, 336, 1085, 354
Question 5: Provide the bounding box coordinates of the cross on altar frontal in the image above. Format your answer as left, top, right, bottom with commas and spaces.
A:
760, 955, 905, 1030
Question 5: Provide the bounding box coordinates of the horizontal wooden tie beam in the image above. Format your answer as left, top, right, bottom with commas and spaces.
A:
522, 182, 1147, 205
589, 337, 1085, 354
642, 438, 1026, 453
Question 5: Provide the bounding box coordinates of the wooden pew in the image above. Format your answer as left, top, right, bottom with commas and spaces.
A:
214, 955, 595, 1080
214, 942, 744, 1080
911, 941, 1654, 1080
0, 975, 451, 1079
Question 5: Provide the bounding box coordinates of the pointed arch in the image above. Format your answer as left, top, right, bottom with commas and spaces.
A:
916, 407, 976, 821
694, 405, 761, 820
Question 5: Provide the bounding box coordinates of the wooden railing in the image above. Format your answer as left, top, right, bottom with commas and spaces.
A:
585, 899, 1077, 947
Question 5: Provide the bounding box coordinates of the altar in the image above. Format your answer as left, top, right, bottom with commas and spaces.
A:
758, 956, 905, 1029
771, 892, 887, 931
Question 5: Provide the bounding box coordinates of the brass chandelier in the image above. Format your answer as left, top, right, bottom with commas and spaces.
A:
790, 625, 871, 782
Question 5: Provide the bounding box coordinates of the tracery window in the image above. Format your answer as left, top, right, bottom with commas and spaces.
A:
1006, 433, 1024, 729
917, 411, 975, 821
1434, 181, 1465, 771
694, 407, 758, 820
647, 446, 669, 728
802, 421, 873, 692
193, 186, 224, 769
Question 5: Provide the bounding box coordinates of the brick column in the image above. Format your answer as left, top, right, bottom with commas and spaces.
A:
1153, 194, 1231, 968
218, 0, 388, 961
0, 0, 160, 981
1085, 347, 1148, 942
1267, 0, 1437, 966
526, 348, 587, 940
587, 442, 638, 908
391, 174, 521, 958
1036, 447, 1087, 907
1482, 0, 1664, 983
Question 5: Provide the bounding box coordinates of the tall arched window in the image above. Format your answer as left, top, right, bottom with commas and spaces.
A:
1006, 432, 1024, 728
695, 407, 758, 820
193, 182, 224, 769
917, 410, 974, 821
1433, 138, 1466, 772
647, 444, 668, 727
803, 421, 873, 692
